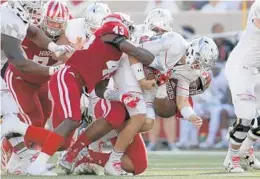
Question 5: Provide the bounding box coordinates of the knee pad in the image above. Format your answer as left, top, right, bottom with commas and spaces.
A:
234, 96, 257, 119
229, 118, 252, 145
248, 116, 260, 140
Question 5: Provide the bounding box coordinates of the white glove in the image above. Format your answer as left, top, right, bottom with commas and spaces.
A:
48, 42, 74, 57
49, 64, 65, 75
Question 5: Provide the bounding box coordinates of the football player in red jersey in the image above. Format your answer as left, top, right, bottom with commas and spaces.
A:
1, 0, 71, 175
1, 12, 165, 175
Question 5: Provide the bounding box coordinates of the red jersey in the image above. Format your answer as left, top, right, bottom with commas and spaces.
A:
66, 21, 129, 92
8, 38, 58, 86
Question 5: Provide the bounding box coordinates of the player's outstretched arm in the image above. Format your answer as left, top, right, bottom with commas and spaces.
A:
1, 34, 50, 76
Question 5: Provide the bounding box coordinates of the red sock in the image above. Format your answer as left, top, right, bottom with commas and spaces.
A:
41, 132, 65, 156
89, 149, 110, 167
24, 126, 51, 146
66, 132, 92, 161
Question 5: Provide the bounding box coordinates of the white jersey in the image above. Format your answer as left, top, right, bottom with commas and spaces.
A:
1, 2, 29, 66
113, 54, 143, 94
227, 0, 260, 68
65, 18, 86, 45
112, 54, 156, 119
141, 31, 199, 97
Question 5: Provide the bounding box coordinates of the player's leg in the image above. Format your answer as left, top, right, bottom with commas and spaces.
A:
224, 66, 257, 172
58, 99, 126, 173
75, 133, 148, 175
239, 80, 260, 169
26, 66, 83, 175
4, 69, 49, 172
105, 93, 147, 176
147, 117, 161, 151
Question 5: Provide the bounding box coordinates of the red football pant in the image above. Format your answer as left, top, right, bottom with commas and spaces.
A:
94, 98, 147, 174
48, 66, 82, 150
5, 69, 51, 127
88, 133, 147, 175
49, 66, 82, 123
94, 99, 127, 129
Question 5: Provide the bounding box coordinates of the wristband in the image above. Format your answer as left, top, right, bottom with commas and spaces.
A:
131, 63, 145, 81
180, 106, 195, 119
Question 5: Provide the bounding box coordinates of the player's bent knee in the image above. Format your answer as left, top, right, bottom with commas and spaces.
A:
234, 96, 257, 120
95, 100, 127, 129
229, 118, 252, 145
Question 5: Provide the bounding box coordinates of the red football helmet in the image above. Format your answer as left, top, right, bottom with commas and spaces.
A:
102, 12, 134, 38
41, 0, 70, 39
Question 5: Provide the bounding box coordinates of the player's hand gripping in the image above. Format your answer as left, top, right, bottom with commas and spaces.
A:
154, 70, 172, 86
120, 93, 140, 108
48, 42, 75, 57
188, 115, 203, 129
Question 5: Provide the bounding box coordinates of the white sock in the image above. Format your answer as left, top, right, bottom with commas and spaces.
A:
240, 137, 255, 155
109, 149, 124, 162
227, 147, 239, 157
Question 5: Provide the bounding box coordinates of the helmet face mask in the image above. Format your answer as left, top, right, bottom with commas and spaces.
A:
41, 0, 70, 39
186, 37, 219, 73
84, 2, 111, 37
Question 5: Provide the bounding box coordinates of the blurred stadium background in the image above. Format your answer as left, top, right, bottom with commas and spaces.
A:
1, 0, 260, 178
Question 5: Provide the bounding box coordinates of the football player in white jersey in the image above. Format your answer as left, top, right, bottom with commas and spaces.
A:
131, 31, 218, 132
223, 0, 260, 173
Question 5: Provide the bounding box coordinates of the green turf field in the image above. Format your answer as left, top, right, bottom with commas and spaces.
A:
2, 151, 260, 179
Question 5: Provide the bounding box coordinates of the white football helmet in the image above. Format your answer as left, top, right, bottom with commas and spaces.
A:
41, 0, 70, 39
84, 2, 111, 37
186, 36, 219, 72
145, 8, 174, 33
7, 0, 45, 25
